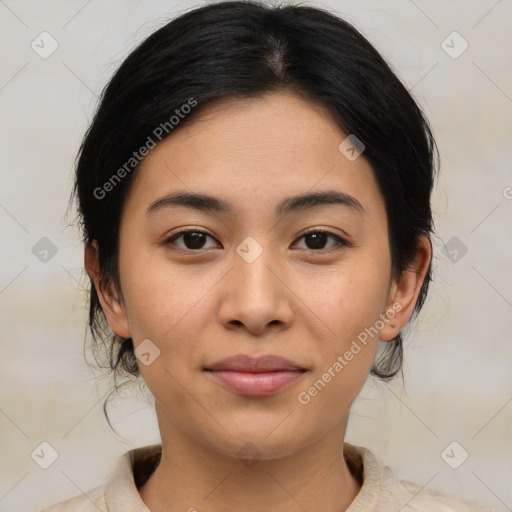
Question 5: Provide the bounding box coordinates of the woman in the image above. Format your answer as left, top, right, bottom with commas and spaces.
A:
42, 1, 493, 510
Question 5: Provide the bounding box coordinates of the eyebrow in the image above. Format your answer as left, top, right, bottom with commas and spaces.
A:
145, 189, 365, 217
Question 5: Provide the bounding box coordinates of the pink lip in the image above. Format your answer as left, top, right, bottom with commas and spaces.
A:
204, 355, 307, 396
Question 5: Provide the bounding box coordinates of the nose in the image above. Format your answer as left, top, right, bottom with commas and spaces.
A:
217, 245, 294, 335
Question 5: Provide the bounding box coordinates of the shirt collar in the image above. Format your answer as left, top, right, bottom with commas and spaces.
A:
104, 442, 383, 511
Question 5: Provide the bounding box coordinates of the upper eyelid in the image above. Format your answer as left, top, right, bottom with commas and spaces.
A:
293, 229, 346, 248
166, 227, 216, 242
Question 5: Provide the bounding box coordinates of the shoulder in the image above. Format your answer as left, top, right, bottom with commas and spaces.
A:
385, 474, 494, 511
40, 444, 161, 512
344, 443, 495, 512
40, 484, 107, 512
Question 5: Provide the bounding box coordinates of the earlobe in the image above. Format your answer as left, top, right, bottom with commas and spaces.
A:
379, 235, 432, 342
84, 241, 132, 339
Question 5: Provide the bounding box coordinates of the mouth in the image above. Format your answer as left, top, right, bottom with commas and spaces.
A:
204, 354, 308, 397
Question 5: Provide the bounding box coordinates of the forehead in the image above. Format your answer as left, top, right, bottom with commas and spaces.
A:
125, 92, 385, 220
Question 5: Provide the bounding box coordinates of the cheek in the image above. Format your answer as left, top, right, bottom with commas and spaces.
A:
118, 246, 204, 339
294, 270, 387, 419
315, 258, 390, 334
304, 255, 391, 391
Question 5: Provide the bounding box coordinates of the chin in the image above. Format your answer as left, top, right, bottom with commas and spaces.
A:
205, 426, 310, 463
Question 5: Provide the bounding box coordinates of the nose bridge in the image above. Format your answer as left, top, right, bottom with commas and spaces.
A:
233, 235, 280, 302
218, 235, 293, 331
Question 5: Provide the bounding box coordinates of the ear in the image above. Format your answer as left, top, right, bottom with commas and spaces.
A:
84, 241, 132, 339
379, 235, 432, 342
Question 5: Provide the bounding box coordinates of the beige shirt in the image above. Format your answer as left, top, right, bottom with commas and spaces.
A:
41, 443, 494, 511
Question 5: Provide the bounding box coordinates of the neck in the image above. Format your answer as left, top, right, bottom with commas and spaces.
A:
138, 420, 362, 512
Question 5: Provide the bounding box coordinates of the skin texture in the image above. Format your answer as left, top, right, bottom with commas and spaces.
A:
85, 92, 431, 511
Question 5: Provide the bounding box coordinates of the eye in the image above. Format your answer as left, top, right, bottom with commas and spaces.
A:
164, 228, 347, 253
293, 229, 346, 252
164, 229, 220, 251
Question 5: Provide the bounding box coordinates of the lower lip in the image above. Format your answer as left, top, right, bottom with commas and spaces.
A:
206, 370, 305, 396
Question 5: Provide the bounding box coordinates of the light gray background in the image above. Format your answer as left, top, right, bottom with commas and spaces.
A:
0, 1, 511, 510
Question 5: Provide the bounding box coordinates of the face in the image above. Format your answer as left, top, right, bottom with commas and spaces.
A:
90, 92, 425, 460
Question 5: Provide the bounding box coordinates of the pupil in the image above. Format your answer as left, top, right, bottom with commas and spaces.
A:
306, 232, 326, 249
184, 232, 206, 249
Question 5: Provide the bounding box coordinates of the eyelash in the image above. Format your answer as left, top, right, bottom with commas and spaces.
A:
164, 227, 348, 253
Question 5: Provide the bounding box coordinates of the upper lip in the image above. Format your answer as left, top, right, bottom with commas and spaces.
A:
205, 355, 306, 373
